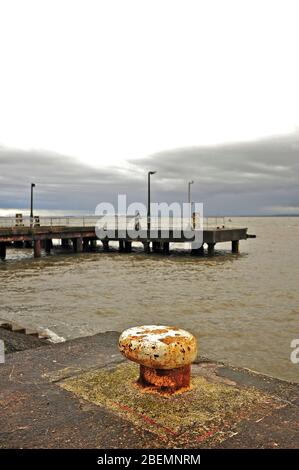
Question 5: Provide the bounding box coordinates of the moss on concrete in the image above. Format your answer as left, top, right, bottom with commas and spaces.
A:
60, 362, 279, 445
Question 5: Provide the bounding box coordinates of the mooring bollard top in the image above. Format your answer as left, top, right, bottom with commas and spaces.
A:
119, 325, 197, 370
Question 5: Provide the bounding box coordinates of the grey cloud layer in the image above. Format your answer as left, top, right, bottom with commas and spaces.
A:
130, 133, 299, 214
0, 148, 144, 211
0, 133, 299, 215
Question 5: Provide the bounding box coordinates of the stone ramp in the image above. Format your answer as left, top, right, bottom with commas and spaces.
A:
0, 332, 298, 449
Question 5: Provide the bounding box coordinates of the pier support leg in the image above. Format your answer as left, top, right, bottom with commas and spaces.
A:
83, 238, 90, 252
163, 242, 170, 255
232, 240, 240, 254
191, 245, 205, 256
90, 239, 97, 251
62, 238, 70, 249
207, 243, 215, 257
0, 243, 6, 260
73, 237, 83, 253
102, 240, 109, 252
125, 241, 132, 253
34, 239, 41, 258
77, 238, 83, 252
153, 241, 163, 253
119, 240, 125, 252
143, 241, 150, 254
45, 239, 53, 254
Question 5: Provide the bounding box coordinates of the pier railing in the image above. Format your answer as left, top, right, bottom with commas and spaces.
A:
0, 215, 191, 230
0, 215, 230, 230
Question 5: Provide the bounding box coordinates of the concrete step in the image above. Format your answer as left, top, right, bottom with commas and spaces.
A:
0, 318, 50, 341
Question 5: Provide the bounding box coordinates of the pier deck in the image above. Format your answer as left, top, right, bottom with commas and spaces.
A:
0, 216, 252, 259
0, 331, 298, 449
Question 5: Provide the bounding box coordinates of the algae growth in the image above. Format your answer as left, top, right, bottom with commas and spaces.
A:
60, 362, 275, 446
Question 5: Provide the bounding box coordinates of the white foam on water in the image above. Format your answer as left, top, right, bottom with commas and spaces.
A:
42, 328, 65, 343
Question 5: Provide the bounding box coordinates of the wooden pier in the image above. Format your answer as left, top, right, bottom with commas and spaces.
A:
0, 216, 254, 260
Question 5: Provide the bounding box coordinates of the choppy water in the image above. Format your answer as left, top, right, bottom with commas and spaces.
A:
0, 217, 298, 383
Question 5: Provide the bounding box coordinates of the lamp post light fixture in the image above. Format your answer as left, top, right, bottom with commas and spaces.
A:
147, 171, 156, 233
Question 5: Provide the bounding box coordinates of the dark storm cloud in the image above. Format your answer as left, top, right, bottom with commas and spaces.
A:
0, 132, 299, 215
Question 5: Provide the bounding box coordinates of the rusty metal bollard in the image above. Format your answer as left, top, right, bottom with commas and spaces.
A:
119, 325, 197, 394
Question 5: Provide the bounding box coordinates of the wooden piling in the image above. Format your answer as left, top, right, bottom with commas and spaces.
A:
34, 239, 41, 258
232, 240, 240, 253
61, 238, 70, 249
143, 241, 150, 254
125, 241, 132, 253
77, 237, 83, 253
152, 241, 163, 253
163, 242, 170, 255
90, 239, 97, 251
207, 242, 215, 256
45, 239, 53, 254
72, 237, 83, 253
83, 238, 90, 252
102, 240, 109, 252
0, 243, 6, 260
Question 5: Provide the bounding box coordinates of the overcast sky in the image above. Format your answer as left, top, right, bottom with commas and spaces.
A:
0, 0, 299, 215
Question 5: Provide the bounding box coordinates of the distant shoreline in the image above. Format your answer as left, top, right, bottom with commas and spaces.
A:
0, 208, 299, 218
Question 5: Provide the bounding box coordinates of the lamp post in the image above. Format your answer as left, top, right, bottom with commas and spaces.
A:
30, 183, 36, 224
147, 171, 156, 233
188, 180, 194, 205
188, 180, 194, 229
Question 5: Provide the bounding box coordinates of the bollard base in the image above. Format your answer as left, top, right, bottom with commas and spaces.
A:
138, 364, 191, 395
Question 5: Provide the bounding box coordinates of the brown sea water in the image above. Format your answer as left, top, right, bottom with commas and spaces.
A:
0, 217, 298, 383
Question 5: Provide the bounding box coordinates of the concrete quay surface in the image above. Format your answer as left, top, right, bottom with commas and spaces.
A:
0, 331, 298, 449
